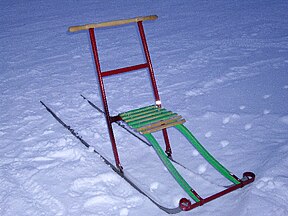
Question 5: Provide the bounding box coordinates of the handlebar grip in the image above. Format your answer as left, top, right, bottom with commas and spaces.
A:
68, 15, 158, 32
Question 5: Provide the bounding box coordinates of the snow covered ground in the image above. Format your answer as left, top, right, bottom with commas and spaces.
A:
1, 0, 288, 215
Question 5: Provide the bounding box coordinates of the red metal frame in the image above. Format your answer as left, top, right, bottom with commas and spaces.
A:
102, 63, 148, 77
137, 22, 172, 156
179, 172, 255, 211
88, 21, 173, 170
75, 17, 255, 211
85, 19, 255, 212
89, 28, 122, 170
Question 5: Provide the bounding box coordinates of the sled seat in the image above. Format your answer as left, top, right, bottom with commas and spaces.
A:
120, 105, 186, 134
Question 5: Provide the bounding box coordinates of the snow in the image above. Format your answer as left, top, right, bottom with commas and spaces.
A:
1, 0, 288, 215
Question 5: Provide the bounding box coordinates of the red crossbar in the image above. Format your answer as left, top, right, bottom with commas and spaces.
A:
102, 63, 148, 77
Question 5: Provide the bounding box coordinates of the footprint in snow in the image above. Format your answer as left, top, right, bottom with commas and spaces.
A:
279, 115, 288, 125
256, 177, 279, 191
84, 195, 141, 212
192, 150, 199, 156
70, 172, 120, 194
283, 85, 288, 89
244, 123, 252, 130
22, 179, 65, 215
30, 148, 83, 170
220, 140, 229, 147
222, 116, 230, 124
83, 194, 124, 209
88, 146, 95, 152
205, 131, 212, 138
223, 114, 240, 125
149, 182, 159, 192
198, 164, 207, 174
263, 109, 270, 115
47, 148, 83, 162
120, 208, 129, 216
73, 55, 81, 59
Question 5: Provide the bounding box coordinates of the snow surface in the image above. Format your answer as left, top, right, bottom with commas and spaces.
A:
1, 0, 288, 215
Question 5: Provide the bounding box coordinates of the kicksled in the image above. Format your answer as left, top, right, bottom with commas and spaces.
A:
42, 15, 255, 213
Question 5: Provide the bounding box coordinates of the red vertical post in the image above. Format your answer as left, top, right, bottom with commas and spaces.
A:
89, 28, 122, 171
137, 21, 160, 102
137, 22, 172, 157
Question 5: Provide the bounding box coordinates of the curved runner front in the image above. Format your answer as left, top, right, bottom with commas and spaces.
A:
144, 133, 201, 203
143, 123, 241, 203
174, 124, 241, 185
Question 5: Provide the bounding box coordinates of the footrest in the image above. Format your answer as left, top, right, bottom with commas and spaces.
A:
120, 105, 186, 134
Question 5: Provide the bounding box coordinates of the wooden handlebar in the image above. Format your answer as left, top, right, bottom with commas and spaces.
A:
68, 15, 158, 32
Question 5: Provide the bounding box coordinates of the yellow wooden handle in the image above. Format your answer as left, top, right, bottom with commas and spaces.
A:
68, 15, 158, 32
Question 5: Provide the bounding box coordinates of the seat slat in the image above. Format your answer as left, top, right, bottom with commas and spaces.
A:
120, 105, 156, 118
125, 109, 168, 123
141, 119, 186, 134
137, 115, 183, 132
122, 108, 160, 120
131, 113, 177, 128
120, 105, 185, 134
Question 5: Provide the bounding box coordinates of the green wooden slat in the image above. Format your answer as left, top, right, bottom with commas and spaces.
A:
120, 105, 156, 118
126, 109, 171, 124
122, 108, 164, 122
130, 113, 177, 128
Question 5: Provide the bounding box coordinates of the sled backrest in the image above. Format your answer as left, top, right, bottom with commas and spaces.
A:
68, 15, 166, 169
68, 15, 162, 113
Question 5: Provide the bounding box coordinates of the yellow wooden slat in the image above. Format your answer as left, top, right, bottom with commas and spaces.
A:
140, 119, 186, 134
137, 116, 183, 132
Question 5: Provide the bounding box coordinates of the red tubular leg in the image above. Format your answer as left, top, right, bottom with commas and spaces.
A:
162, 129, 172, 156
137, 21, 160, 102
137, 21, 172, 156
89, 28, 122, 171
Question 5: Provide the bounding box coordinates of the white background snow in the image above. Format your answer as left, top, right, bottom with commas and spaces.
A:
1, 0, 288, 215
